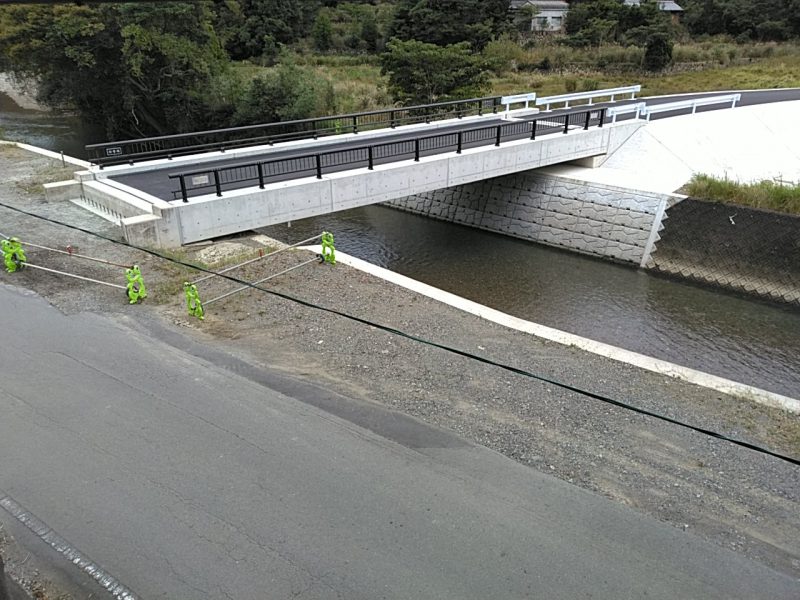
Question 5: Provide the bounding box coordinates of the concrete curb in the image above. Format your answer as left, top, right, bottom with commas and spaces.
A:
308, 247, 800, 414
0, 140, 90, 169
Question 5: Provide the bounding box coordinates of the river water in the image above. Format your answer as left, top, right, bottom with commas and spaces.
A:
0, 90, 89, 158
3, 90, 799, 398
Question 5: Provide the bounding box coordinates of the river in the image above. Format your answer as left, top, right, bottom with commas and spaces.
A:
3, 89, 799, 399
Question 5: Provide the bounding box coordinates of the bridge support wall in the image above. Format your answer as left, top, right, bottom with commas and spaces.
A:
386, 172, 680, 266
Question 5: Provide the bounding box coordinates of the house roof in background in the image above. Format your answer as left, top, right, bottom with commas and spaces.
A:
510, 0, 569, 9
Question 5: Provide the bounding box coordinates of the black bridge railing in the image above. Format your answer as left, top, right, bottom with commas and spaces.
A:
168, 107, 605, 203
86, 96, 504, 167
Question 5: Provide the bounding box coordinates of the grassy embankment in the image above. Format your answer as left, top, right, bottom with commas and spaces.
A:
682, 174, 800, 215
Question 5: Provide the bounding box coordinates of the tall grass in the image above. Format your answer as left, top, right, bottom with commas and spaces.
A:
683, 174, 800, 215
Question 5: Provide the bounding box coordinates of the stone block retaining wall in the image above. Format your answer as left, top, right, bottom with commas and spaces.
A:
387, 172, 677, 266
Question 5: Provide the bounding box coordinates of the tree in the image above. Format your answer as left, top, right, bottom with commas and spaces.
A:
565, 0, 671, 46
312, 11, 333, 52
0, 3, 230, 138
681, 0, 797, 40
380, 38, 488, 104
389, 0, 511, 51
223, 0, 310, 60
360, 11, 380, 52
233, 57, 335, 124
643, 32, 673, 71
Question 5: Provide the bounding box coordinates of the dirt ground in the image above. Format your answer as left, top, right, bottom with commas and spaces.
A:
1, 146, 799, 595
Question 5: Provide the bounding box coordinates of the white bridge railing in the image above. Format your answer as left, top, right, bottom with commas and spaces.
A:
537, 85, 641, 110
605, 102, 647, 123
639, 94, 741, 120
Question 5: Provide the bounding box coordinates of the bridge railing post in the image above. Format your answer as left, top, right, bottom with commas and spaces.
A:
390, 110, 396, 128
316, 154, 323, 178
563, 114, 570, 134
495, 125, 502, 146
213, 171, 222, 197
257, 163, 265, 189
584, 110, 591, 130
179, 175, 188, 203
599, 108, 605, 127
457, 131, 463, 154
414, 139, 420, 162
352, 115, 358, 134
530, 120, 537, 140
368, 146, 374, 170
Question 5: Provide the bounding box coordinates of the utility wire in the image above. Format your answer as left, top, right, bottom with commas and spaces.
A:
1, 200, 797, 467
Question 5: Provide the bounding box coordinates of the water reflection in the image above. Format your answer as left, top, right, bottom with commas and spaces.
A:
261, 204, 800, 398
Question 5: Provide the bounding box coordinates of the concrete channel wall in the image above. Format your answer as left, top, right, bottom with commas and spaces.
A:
647, 198, 800, 306
387, 172, 678, 266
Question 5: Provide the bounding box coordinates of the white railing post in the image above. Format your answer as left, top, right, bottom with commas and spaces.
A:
500, 92, 537, 118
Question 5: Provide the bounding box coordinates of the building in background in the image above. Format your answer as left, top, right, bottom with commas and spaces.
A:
511, 0, 684, 34
511, 0, 570, 33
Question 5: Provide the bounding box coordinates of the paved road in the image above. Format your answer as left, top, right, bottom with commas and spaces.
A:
109, 88, 800, 202
1, 283, 798, 599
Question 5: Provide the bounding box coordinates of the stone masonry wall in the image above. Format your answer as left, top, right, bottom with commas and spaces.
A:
648, 198, 800, 306
387, 172, 677, 265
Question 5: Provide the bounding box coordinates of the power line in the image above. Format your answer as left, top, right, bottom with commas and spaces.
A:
1, 200, 798, 467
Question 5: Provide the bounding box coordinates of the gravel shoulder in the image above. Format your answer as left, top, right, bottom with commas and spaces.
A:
1, 146, 798, 586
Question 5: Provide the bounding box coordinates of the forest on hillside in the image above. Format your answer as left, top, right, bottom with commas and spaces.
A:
0, 0, 798, 139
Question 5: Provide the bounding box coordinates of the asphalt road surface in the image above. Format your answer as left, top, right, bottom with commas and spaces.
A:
0, 283, 798, 599
108, 88, 800, 202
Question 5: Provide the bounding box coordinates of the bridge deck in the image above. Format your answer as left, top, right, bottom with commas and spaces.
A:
109, 116, 509, 201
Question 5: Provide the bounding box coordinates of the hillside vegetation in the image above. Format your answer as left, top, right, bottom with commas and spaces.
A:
0, 1, 798, 137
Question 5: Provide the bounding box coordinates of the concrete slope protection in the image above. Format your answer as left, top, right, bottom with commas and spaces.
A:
544, 98, 800, 193
0, 284, 798, 600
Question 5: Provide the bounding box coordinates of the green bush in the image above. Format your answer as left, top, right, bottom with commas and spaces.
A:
581, 78, 600, 91
483, 37, 528, 73
234, 58, 335, 124
563, 77, 578, 92
644, 33, 673, 71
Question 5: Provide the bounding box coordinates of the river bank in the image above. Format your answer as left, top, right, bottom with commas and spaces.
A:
1, 145, 798, 585
0, 74, 41, 111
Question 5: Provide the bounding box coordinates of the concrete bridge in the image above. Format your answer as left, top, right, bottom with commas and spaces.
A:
53, 87, 800, 265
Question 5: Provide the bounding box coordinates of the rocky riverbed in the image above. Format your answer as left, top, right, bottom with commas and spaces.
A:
1, 145, 798, 596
